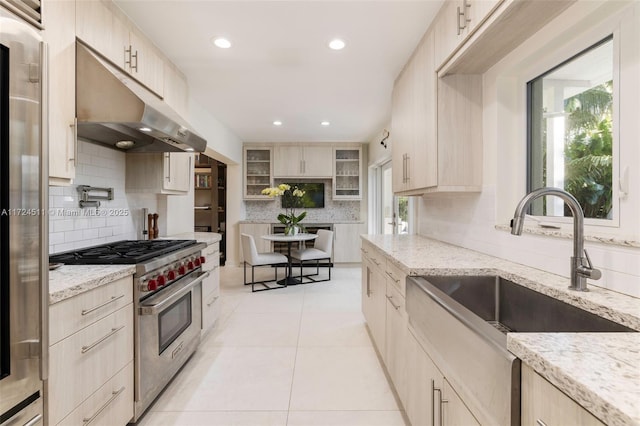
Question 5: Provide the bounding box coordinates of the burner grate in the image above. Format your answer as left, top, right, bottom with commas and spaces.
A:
49, 240, 197, 264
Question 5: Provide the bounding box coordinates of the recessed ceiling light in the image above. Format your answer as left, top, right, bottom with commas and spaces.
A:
328, 39, 345, 50
185, 148, 194, 152
321, 121, 330, 126
213, 37, 231, 49
273, 121, 283, 126
115, 140, 135, 149
139, 127, 152, 132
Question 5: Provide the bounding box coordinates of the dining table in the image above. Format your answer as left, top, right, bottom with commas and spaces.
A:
261, 233, 318, 286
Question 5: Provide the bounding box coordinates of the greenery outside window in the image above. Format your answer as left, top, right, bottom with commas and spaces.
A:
527, 36, 614, 221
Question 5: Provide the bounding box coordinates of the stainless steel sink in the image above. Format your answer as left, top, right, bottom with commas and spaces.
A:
406, 275, 635, 426
423, 275, 634, 333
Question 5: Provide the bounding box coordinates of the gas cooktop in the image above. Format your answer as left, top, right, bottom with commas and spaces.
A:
49, 240, 198, 265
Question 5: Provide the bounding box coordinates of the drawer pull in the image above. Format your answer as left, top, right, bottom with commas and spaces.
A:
536, 420, 549, 426
81, 294, 125, 316
360, 248, 368, 254
385, 271, 400, 283
81, 325, 125, 354
24, 414, 43, 426
386, 294, 401, 310
206, 295, 219, 307
371, 259, 381, 266
83, 386, 125, 425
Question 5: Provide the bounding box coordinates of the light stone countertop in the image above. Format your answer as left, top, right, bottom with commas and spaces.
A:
162, 232, 222, 245
508, 333, 640, 426
361, 234, 640, 426
49, 264, 135, 305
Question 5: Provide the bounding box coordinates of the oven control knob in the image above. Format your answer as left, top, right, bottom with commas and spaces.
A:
178, 265, 186, 275
194, 258, 201, 267
167, 270, 177, 280
147, 279, 158, 291
200, 256, 206, 264
187, 261, 194, 270
157, 275, 167, 286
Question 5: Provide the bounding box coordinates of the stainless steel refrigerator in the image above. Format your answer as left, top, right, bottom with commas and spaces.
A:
1, 6, 46, 426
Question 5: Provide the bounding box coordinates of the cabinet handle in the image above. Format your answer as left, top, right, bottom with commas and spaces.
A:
386, 294, 401, 310
81, 325, 125, 354
402, 154, 406, 183
131, 49, 138, 72
457, 0, 472, 35
433, 385, 448, 426
165, 153, 171, 182
406, 154, 410, 182
83, 386, 125, 425
372, 258, 381, 266
24, 414, 43, 426
536, 421, 549, 426
124, 45, 132, 69
81, 294, 125, 316
69, 118, 78, 167
206, 295, 219, 307
385, 271, 400, 283
366, 272, 371, 297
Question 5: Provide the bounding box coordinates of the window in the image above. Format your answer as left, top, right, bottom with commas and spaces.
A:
527, 37, 614, 221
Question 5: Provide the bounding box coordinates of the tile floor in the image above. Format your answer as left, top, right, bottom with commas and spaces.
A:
138, 265, 407, 426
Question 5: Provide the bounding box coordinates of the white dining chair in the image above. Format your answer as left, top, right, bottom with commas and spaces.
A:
241, 233, 289, 292
290, 229, 333, 283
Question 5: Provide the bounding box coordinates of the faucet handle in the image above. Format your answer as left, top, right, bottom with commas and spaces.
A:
580, 249, 602, 280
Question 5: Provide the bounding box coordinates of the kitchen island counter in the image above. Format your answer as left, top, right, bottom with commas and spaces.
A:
362, 234, 640, 426
49, 264, 135, 304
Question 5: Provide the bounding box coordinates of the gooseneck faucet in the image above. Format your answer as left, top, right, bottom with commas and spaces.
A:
511, 187, 602, 291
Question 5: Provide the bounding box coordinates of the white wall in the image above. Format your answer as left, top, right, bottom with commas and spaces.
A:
417, 0, 640, 298
368, 127, 392, 167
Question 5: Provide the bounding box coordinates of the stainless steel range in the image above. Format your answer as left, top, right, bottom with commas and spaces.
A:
49, 239, 209, 422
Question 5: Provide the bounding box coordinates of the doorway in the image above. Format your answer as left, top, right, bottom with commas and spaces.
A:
379, 161, 411, 235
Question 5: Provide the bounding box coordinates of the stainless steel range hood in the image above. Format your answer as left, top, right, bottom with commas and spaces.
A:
76, 42, 206, 153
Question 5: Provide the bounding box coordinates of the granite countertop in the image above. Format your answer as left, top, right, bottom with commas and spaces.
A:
361, 234, 640, 426
162, 231, 222, 245
508, 333, 640, 426
49, 264, 135, 305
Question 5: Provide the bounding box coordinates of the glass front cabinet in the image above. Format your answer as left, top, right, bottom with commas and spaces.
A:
244, 147, 273, 199
333, 147, 362, 199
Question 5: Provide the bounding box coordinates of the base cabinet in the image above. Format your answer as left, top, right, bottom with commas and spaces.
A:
333, 223, 366, 263
361, 250, 386, 354
201, 242, 221, 336
521, 364, 605, 426
48, 276, 134, 426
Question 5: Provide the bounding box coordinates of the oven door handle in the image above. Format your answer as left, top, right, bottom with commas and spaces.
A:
139, 270, 209, 315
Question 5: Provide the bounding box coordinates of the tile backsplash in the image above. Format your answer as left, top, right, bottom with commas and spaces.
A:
49, 140, 158, 254
244, 179, 361, 223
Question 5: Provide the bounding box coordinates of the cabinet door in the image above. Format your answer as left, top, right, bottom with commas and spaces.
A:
391, 63, 412, 193
164, 62, 189, 118
44, 0, 76, 184
411, 30, 438, 190
76, 0, 129, 68
129, 29, 165, 97
384, 283, 407, 404
467, 0, 503, 33
164, 153, 192, 192
436, 75, 482, 190
244, 147, 273, 199
406, 329, 443, 426
443, 379, 480, 426
333, 148, 362, 199
273, 146, 302, 177
521, 364, 605, 426
361, 257, 386, 355
301, 146, 333, 177
333, 223, 365, 262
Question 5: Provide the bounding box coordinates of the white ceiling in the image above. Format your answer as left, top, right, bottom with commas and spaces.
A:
114, 1, 444, 143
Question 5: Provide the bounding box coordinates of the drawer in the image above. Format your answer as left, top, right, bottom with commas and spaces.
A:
57, 362, 134, 426
50, 275, 133, 345
386, 281, 406, 313
361, 242, 384, 272
201, 266, 220, 296
49, 304, 133, 425
385, 260, 407, 297
202, 243, 220, 271
202, 290, 221, 335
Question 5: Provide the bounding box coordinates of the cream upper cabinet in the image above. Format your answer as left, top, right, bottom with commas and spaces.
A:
43, 0, 77, 185
273, 145, 333, 178
163, 61, 189, 119
76, 0, 164, 97
521, 364, 605, 426
126, 153, 192, 194
244, 147, 273, 199
391, 29, 438, 194
333, 147, 362, 200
